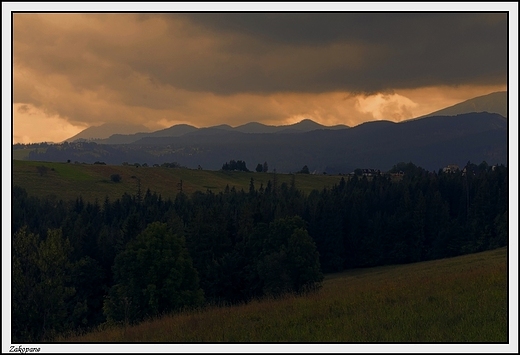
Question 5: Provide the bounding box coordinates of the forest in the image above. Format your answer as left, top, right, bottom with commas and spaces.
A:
11, 161, 508, 342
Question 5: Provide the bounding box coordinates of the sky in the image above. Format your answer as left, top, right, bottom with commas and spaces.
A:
6, 4, 514, 145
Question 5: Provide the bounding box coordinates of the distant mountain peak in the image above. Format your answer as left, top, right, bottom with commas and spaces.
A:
416, 91, 507, 120
208, 124, 234, 130
287, 119, 349, 132
293, 118, 321, 125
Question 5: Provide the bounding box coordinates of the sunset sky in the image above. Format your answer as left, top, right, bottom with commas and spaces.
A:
5, 4, 515, 144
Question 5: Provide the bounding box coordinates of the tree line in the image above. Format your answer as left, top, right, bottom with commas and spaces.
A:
11, 161, 508, 342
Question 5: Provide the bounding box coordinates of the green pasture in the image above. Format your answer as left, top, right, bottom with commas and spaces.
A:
12, 160, 345, 202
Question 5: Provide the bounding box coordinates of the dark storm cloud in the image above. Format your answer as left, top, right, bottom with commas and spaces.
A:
154, 13, 507, 94
13, 13, 507, 99
181, 13, 505, 45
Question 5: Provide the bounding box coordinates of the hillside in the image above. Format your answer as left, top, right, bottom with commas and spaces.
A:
12, 160, 345, 202
61, 247, 507, 343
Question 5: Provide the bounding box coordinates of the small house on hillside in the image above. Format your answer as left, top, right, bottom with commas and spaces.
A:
362, 168, 381, 176
350, 168, 382, 177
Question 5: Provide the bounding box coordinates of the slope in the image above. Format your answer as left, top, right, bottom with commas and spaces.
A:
61, 247, 507, 342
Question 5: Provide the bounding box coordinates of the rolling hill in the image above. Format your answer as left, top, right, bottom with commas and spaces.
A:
12, 159, 346, 203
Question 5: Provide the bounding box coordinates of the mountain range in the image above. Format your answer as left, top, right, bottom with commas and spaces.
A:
131, 111, 506, 173
65, 122, 151, 142
65, 91, 506, 144
68, 119, 349, 144
24, 91, 507, 173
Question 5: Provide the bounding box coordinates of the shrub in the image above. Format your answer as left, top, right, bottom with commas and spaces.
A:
36, 165, 48, 176
110, 174, 122, 183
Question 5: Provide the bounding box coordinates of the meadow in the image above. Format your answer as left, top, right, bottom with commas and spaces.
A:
60, 247, 508, 343
12, 160, 345, 202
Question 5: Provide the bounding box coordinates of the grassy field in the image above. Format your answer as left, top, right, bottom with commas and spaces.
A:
12, 160, 346, 202
60, 247, 508, 343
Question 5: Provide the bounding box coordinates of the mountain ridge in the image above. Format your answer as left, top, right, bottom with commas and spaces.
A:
64, 122, 151, 142
64, 91, 506, 143
31, 111, 507, 174
73, 119, 350, 144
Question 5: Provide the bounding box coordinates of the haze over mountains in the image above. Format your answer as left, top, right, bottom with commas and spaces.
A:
23, 91, 507, 173
64, 122, 151, 142
67, 119, 349, 144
